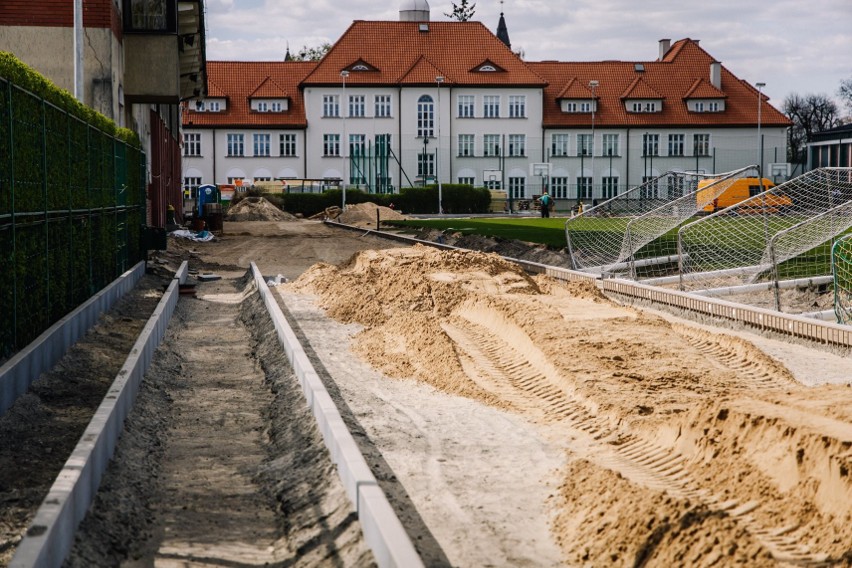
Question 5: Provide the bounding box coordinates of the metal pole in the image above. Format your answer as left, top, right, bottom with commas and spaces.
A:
436, 76, 444, 214
756, 82, 765, 175
74, 0, 83, 102
589, 80, 598, 201
341, 70, 349, 210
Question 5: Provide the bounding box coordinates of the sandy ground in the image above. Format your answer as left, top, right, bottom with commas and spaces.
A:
4, 209, 852, 566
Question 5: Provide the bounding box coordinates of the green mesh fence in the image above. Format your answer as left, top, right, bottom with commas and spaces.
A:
0, 76, 146, 358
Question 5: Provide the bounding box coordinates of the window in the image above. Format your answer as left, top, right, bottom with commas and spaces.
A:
564, 102, 578, 113
641, 176, 660, 199
508, 134, 525, 157
550, 177, 569, 199
708, 101, 720, 112
253, 133, 270, 157
603, 134, 619, 156
184, 133, 201, 156
227, 176, 244, 185
579, 102, 591, 113
458, 95, 474, 118
208, 101, 220, 112
642, 133, 659, 156
124, 0, 173, 32
349, 134, 366, 156
257, 102, 268, 112
668, 134, 685, 156
602, 176, 619, 199
349, 95, 365, 117
271, 102, 282, 112
254, 177, 271, 182
194, 100, 205, 111
577, 177, 592, 199
375, 95, 392, 117
323, 134, 340, 156
577, 134, 592, 157
632, 101, 658, 113
418, 152, 435, 178
668, 174, 686, 197
695, 102, 705, 112
551, 134, 569, 157
483, 95, 500, 118
458, 134, 474, 157
458, 176, 475, 185
184, 177, 201, 196
508, 177, 525, 200
280, 133, 296, 157
323, 95, 339, 117
417, 95, 434, 138
694, 134, 710, 157
484, 134, 500, 157
508, 95, 526, 118
227, 133, 244, 157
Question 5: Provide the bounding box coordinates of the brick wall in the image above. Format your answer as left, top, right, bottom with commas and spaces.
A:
0, 0, 120, 36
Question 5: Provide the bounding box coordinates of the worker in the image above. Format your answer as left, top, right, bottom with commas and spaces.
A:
539, 191, 552, 218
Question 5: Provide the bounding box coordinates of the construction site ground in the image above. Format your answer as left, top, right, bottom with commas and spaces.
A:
2, 213, 852, 566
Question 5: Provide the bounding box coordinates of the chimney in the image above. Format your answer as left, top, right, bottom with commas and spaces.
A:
658, 39, 671, 60
710, 61, 721, 89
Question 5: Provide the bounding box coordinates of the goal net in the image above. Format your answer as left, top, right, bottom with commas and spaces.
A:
676, 168, 852, 306
564, 166, 758, 278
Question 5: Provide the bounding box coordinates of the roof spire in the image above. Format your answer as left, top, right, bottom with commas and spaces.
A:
284, 41, 292, 62
496, 1, 511, 49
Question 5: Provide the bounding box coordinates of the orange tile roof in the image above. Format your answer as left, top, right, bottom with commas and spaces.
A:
556, 77, 596, 100
183, 60, 316, 128
683, 77, 727, 99
302, 20, 547, 87
530, 39, 791, 128
620, 76, 665, 100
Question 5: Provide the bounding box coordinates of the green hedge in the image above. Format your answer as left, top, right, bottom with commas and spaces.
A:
271, 184, 491, 217
0, 53, 145, 357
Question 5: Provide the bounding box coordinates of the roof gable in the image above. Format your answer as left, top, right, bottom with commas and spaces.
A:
206, 78, 227, 98
556, 77, 597, 100
345, 58, 380, 73
621, 76, 665, 100
249, 77, 288, 99
398, 55, 448, 85
470, 59, 506, 73
683, 77, 726, 99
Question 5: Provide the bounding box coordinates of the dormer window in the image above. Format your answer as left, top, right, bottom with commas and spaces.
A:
561, 100, 595, 113
251, 98, 287, 112
192, 99, 223, 112
352, 64, 370, 71
627, 99, 661, 113
480, 65, 497, 72
689, 100, 724, 113
472, 60, 505, 73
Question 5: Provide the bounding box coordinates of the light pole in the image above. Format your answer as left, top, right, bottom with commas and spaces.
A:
589, 80, 599, 202
436, 75, 444, 214
756, 82, 765, 176
341, 70, 349, 210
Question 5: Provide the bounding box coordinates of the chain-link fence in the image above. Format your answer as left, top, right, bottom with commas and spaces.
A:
0, 76, 146, 358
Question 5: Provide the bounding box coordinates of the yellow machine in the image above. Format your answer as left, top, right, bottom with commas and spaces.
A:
697, 177, 791, 214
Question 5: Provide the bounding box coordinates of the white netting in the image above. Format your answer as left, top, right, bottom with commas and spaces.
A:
676, 168, 852, 304
564, 166, 758, 278
833, 234, 852, 325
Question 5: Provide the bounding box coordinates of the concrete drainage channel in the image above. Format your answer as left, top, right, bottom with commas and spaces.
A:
6, 260, 420, 568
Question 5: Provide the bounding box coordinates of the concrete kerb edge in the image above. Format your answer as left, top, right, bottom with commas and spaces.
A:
9, 261, 187, 568
0, 261, 146, 417
249, 262, 423, 568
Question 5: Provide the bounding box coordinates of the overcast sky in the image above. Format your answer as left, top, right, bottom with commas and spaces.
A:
204, 0, 852, 111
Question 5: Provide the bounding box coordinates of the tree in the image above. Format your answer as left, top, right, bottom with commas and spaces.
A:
839, 77, 852, 116
782, 93, 841, 166
445, 0, 476, 21
292, 43, 331, 62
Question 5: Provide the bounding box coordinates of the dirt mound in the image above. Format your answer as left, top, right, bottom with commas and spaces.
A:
337, 202, 407, 227
225, 197, 297, 222
287, 244, 852, 565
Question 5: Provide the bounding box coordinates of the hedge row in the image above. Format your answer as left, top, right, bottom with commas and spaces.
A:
0, 53, 146, 358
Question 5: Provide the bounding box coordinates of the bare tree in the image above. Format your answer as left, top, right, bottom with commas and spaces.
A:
839, 77, 852, 119
292, 43, 332, 62
782, 93, 841, 166
445, 0, 476, 21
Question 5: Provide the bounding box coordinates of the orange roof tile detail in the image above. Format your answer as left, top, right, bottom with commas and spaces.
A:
556, 77, 597, 100
302, 20, 546, 87
683, 77, 727, 99
183, 60, 316, 128
249, 77, 289, 99
398, 55, 449, 85
530, 39, 790, 128
620, 76, 665, 100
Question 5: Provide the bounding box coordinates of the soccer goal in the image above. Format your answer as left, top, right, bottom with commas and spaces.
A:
564, 166, 758, 278
833, 234, 852, 325
676, 168, 852, 311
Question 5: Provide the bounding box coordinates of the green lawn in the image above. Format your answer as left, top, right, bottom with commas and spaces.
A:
389, 218, 570, 249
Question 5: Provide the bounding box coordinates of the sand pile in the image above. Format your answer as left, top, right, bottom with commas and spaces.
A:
337, 202, 407, 227
225, 197, 297, 222
289, 245, 852, 565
